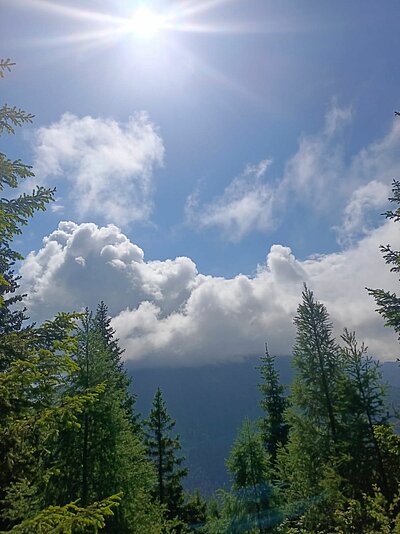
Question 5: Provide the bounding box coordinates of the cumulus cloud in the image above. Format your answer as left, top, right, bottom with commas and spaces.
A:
20, 219, 400, 367
188, 105, 400, 243
32, 113, 164, 225
20, 221, 199, 323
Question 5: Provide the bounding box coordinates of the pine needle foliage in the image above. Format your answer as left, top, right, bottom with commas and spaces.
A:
368, 180, 400, 339
145, 387, 188, 523
258, 345, 289, 469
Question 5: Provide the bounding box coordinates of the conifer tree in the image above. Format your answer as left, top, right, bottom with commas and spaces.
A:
367, 179, 400, 338
277, 286, 344, 531
181, 490, 208, 532
0, 60, 158, 533
56, 310, 163, 532
0, 58, 54, 369
292, 285, 341, 444
0, 312, 114, 530
227, 419, 276, 533
93, 301, 138, 427
338, 329, 389, 497
258, 344, 289, 469
145, 387, 188, 523
207, 420, 276, 534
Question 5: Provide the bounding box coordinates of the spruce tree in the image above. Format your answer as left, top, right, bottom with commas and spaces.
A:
0, 58, 54, 369
277, 286, 343, 531
93, 301, 138, 427
0, 60, 158, 533
55, 310, 164, 533
207, 420, 276, 534
145, 387, 188, 522
0, 312, 115, 530
226, 419, 276, 533
338, 329, 389, 497
367, 179, 400, 338
258, 344, 289, 469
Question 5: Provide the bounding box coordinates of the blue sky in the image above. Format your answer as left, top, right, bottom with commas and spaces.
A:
2, 0, 400, 365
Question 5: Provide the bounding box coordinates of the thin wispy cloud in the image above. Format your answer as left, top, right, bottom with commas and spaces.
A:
334, 180, 390, 247
186, 159, 275, 241
187, 105, 400, 245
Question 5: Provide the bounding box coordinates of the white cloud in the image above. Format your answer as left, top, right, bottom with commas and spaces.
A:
324, 105, 352, 137
188, 106, 400, 243
334, 180, 390, 246
186, 159, 275, 241
20, 221, 198, 323
32, 113, 164, 225
20, 219, 400, 367
279, 106, 348, 204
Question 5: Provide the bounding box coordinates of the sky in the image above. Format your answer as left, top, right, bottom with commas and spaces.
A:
2, 0, 400, 366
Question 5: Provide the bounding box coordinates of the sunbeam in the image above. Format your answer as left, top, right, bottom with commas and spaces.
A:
10, 0, 267, 105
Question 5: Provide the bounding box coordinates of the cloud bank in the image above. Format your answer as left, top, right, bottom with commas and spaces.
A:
33, 113, 164, 225
20, 220, 400, 367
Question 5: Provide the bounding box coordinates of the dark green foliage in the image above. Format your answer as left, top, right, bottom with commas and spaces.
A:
0, 313, 108, 530
207, 420, 276, 533
368, 180, 400, 338
0, 59, 54, 369
181, 490, 208, 532
338, 329, 389, 497
0, 63, 164, 533
93, 301, 139, 428
145, 387, 188, 523
258, 344, 289, 469
276, 286, 398, 532
55, 309, 163, 532
292, 285, 341, 444
2, 494, 122, 534
276, 287, 344, 531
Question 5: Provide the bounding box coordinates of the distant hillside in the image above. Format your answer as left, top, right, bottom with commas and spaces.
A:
128, 358, 399, 495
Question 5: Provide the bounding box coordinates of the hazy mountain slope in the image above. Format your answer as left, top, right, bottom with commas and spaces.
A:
129, 358, 398, 495
130, 356, 291, 494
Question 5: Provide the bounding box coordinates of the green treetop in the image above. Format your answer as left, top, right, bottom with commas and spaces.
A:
258, 344, 289, 470
145, 387, 188, 523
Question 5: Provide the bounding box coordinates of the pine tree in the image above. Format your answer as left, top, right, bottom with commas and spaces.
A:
55, 310, 163, 532
338, 329, 389, 497
258, 344, 289, 470
207, 420, 276, 534
93, 301, 138, 427
0, 58, 54, 369
0, 60, 160, 533
276, 286, 344, 531
145, 387, 188, 523
0, 313, 109, 530
367, 180, 400, 339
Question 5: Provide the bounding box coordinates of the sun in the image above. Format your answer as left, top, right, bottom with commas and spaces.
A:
127, 7, 164, 39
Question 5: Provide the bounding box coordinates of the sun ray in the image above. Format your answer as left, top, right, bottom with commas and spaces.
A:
20, 0, 125, 25
164, 0, 239, 22
13, 0, 270, 106
16, 27, 126, 48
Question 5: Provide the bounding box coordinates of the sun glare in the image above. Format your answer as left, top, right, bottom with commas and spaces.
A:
127, 7, 163, 39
